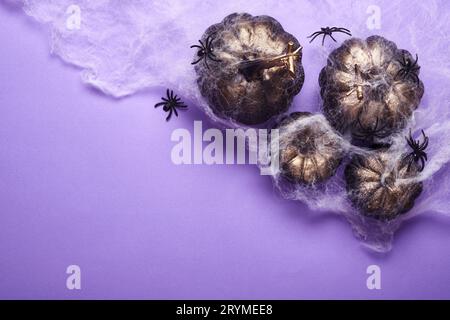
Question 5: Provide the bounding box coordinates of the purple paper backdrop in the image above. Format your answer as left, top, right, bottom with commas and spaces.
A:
0, 1, 450, 299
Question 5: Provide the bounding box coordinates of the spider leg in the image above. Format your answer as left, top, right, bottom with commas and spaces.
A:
419, 136, 429, 150
205, 35, 212, 48
336, 27, 352, 33
166, 108, 173, 121
176, 104, 188, 109
340, 30, 352, 36
166, 89, 170, 100
307, 33, 321, 43
206, 32, 217, 48
329, 27, 344, 32
204, 55, 210, 70
331, 27, 352, 36
416, 139, 422, 149
420, 139, 429, 151
411, 73, 420, 85
173, 107, 179, 118
405, 135, 411, 145
322, 34, 327, 46
329, 34, 337, 42
406, 136, 415, 150
161, 97, 169, 102
411, 54, 419, 68
417, 129, 427, 142
420, 130, 427, 143
190, 45, 203, 49
307, 32, 322, 43
412, 65, 421, 73
419, 156, 425, 172
408, 129, 414, 143
402, 53, 407, 66
191, 56, 204, 65
307, 31, 321, 39
154, 102, 166, 108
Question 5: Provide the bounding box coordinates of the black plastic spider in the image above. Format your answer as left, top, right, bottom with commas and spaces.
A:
307, 27, 352, 46
353, 116, 389, 143
190, 34, 221, 69
154, 89, 188, 121
403, 129, 428, 172
395, 53, 420, 85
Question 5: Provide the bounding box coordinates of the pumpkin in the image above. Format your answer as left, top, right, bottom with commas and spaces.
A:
277, 112, 343, 185
319, 35, 424, 145
193, 13, 304, 126
345, 149, 423, 220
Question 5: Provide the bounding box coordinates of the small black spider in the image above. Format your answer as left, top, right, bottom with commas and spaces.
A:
403, 129, 428, 172
154, 89, 188, 121
307, 27, 352, 46
353, 116, 389, 143
190, 33, 221, 69
395, 53, 420, 85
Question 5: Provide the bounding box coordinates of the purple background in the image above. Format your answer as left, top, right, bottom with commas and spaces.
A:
1, 3, 450, 299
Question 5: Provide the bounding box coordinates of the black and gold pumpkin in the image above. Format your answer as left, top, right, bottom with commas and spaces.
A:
277, 112, 343, 185
193, 13, 305, 126
319, 35, 424, 144
345, 149, 423, 220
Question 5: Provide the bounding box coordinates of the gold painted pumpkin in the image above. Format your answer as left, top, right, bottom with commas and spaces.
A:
193, 13, 304, 125
278, 112, 343, 185
319, 36, 424, 144
345, 149, 423, 220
